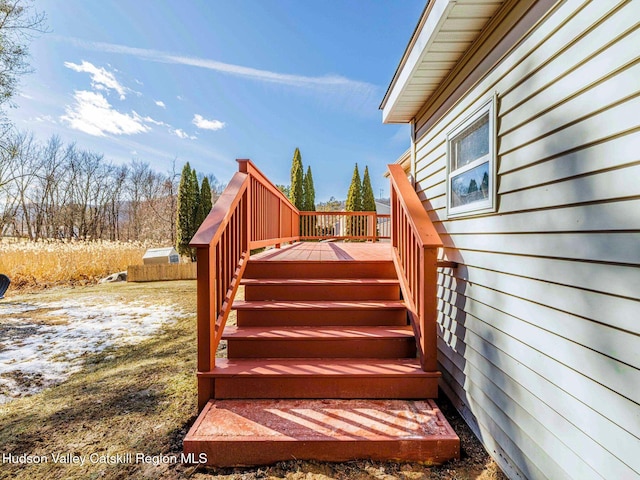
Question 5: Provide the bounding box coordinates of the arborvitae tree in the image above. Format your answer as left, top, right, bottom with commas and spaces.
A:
176, 162, 197, 259
197, 176, 213, 227
189, 169, 201, 261
303, 165, 315, 211
481, 172, 489, 194
302, 165, 316, 236
345, 163, 363, 238
361, 166, 376, 211
289, 148, 304, 210
346, 163, 362, 212
361, 165, 376, 239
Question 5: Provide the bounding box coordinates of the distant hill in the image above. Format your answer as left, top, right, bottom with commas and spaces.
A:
316, 198, 390, 212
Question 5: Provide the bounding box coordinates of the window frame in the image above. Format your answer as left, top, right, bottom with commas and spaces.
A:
445, 96, 497, 218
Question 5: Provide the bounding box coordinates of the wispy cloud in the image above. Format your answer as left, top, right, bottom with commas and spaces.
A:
155, 100, 166, 108
64, 61, 128, 99
172, 128, 196, 140
193, 114, 225, 131
140, 115, 169, 127
34, 115, 57, 124
58, 37, 378, 97
60, 90, 155, 137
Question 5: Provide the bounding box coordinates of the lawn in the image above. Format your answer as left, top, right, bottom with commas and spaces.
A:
0, 281, 504, 479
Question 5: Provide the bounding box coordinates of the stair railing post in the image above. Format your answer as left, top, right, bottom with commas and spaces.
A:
367, 212, 375, 241
419, 246, 438, 372
238, 160, 252, 248
196, 245, 215, 409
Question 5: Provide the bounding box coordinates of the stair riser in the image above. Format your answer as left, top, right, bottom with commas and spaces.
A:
244, 284, 400, 301
226, 339, 417, 359
236, 309, 408, 326
245, 261, 397, 279
212, 377, 438, 399
184, 439, 460, 467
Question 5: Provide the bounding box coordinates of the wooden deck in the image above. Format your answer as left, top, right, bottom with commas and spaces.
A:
251, 242, 393, 262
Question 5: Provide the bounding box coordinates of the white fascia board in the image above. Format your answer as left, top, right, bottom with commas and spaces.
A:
382, 0, 456, 124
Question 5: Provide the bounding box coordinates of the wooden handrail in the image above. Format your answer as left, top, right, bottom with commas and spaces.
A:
388, 164, 441, 247
388, 163, 443, 372
190, 172, 249, 247
190, 159, 301, 409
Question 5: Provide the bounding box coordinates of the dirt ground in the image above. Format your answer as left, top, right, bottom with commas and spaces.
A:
0, 281, 506, 480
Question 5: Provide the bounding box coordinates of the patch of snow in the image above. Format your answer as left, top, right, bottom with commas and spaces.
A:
0, 303, 39, 315
0, 300, 184, 403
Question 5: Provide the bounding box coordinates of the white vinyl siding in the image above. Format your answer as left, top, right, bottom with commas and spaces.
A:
412, 1, 640, 479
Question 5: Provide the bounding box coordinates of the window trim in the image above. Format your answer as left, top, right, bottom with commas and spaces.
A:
446, 95, 497, 218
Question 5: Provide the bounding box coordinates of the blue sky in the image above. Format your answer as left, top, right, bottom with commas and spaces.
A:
9, 1, 423, 201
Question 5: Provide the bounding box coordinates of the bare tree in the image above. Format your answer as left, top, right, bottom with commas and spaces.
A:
0, 0, 47, 133
0, 129, 220, 243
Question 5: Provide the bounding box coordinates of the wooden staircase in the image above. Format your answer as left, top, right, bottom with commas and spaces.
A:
184, 160, 459, 467
184, 245, 459, 466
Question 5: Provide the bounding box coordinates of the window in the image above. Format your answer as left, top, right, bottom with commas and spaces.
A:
446, 97, 496, 217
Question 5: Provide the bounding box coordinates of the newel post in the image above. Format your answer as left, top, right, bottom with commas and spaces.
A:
196, 246, 216, 409
419, 246, 439, 372
237, 159, 252, 248
368, 212, 376, 241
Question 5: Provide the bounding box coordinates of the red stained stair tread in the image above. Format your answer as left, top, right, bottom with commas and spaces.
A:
232, 300, 406, 310
198, 358, 436, 378
222, 325, 414, 340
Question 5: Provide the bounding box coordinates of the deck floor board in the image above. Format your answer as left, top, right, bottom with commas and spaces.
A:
251, 242, 392, 262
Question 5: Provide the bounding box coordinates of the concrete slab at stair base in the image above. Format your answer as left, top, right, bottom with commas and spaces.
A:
184, 399, 460, 467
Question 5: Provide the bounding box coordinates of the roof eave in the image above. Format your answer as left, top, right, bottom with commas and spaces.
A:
381, 0, 504, 124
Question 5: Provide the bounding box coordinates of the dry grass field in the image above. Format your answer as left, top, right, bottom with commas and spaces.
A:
0, 239, 153, 290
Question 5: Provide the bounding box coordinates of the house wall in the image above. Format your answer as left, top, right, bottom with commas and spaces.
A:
411, 1, 640, 479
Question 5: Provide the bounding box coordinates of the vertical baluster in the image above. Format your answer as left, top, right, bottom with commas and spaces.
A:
216, 241, 223, 315
261, 186, 266, 241
253, 182, 257, 243
232, 210, 237, 269
251, 180, 256, 244
253, 181, 257, 243
415, 235, 419, 309
278, 199, 283, 240
256, 184, 260, 242
224, 227, 230, 299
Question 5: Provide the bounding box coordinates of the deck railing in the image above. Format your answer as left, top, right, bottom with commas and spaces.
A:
190, 159, 410, 407
299, 212, 390, 240
190, 159, 299, 406
240, 160, 300, 249
388, 164, 443, 372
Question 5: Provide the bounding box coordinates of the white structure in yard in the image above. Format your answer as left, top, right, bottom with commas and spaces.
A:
381, 1, 639, 479
142, 247, 180, 265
